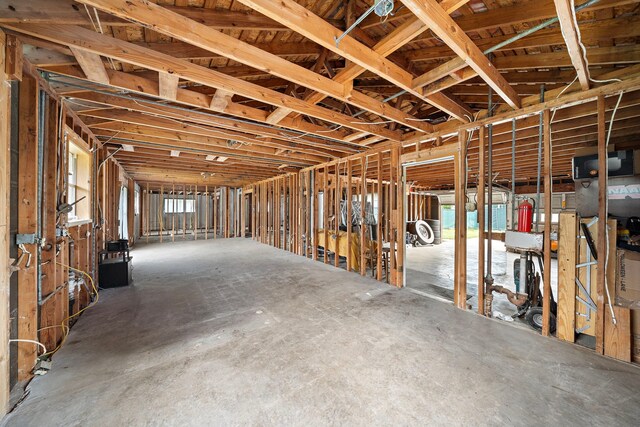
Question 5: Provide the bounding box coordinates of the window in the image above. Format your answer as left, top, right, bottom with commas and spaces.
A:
164, 198, 195, 213
68, 151, 78, 220
134, 190, 140, 215
66, 133, 91, 222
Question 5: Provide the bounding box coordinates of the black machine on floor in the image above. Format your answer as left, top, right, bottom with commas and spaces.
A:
98, 239, 132, 288
512, 251, 558, 332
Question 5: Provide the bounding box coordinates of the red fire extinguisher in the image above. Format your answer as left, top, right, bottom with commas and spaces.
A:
517, 200, 533, 233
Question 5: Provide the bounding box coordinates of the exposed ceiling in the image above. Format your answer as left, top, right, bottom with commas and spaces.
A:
2, 0, 640, 189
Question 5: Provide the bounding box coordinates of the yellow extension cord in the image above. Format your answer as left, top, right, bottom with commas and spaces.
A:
38, 263, 100, 357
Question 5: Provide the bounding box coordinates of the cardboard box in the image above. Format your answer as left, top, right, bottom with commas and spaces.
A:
616, 249, 640, 308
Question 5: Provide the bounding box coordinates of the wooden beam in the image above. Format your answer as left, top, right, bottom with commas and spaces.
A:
158, 71, 179, 100
557, 0, 592, 89
77, 0, 432, 134
6, 24, 401, 141
402, 0, 520, 109
69, 46, 109, 84
262, 0, 472, 123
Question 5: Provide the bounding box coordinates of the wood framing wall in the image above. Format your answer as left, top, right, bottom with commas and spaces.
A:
0, 47, 129, 413
249, 146, 405, 287
140, 186, 242, 241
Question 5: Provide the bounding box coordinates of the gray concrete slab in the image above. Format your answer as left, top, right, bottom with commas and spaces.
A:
3, 238, 639, 426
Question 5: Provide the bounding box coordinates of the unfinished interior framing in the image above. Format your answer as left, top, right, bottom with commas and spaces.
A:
1, 0, 640, 421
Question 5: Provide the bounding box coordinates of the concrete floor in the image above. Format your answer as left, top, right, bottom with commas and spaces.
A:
4, 238, 639, 426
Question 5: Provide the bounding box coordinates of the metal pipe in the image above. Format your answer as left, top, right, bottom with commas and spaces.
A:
485, 85, 494, 286
334, 3, 378, 46
36, 89, 46, 304
535, 85, 545, 232
488, 284, 528, 307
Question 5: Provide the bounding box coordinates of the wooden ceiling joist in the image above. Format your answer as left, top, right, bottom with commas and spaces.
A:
233, 0, 473, 122
403, 0, 521, 109
4, 23, 403, 141
76, 0, 435, 135
2, 0, 639, 188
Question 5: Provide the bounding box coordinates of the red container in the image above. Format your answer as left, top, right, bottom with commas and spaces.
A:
517, 200, 533, 233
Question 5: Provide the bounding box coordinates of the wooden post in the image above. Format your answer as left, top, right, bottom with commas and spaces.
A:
360, 158, 367, 276
346, 161, 352, 271
395, 147, 404, 287
205, 185, 208, 240
195, 185, 199, 240
17, 73, 39, 380
334, 163, 341, 268
40, 96, 59, 351
146, 183, 149, 242
376, 153, 382, 281
160, 185, 164, 242
172, 183, 175, 242
595, 96, 606, 352
127, 178, 135, 246
454, 131, 467, 309
477, 125, 486, 315
541, 109, 552, 337
557, 211, 577, 342
0, 31, 13, 412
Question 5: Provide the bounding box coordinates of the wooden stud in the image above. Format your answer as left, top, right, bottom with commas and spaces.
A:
595, 95, 607, 353
454, 132, 467, 309
334, 162, 341, 268
205, 185, 208, 240
360, 157, 367, 276
557, 211, 577, 342
542, 109, 552, 337
0, 31, 12, 413
376, 153, 382, 281
477, 125, 486, 315
17, 74, 39, 380
182, 184, 186, 239
160, 185, 163, 242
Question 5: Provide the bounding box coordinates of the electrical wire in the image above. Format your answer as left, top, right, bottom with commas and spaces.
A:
8, 339, 47, 356
565, 0, 622, 85
602, 91, 624, 326
41, 263, 99, 356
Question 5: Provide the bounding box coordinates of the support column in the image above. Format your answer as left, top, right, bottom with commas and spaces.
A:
17, 74, 39, 380
542, 109, 552, 337
454, 131, 467, 309
477, 126, 486, 315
